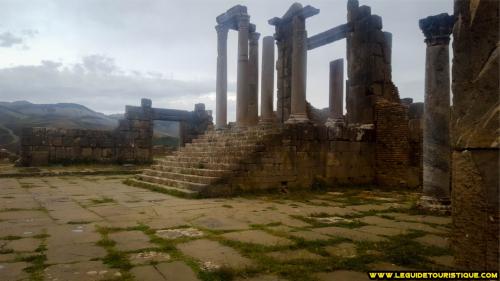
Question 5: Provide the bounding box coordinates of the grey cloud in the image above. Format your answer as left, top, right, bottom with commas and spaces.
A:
0, 55, 229, 114
0, 32, 23, 47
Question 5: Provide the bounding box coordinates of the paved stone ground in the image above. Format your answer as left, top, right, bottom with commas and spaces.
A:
0, 175, 454, 281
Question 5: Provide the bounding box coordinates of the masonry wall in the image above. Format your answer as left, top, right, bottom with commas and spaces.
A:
451, 0, 499, 270
213, 123, 375, 195
20, 128, 118, 166
374, 99, 412, 187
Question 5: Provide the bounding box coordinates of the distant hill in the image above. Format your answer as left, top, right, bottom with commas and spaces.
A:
0, 101, 179, 153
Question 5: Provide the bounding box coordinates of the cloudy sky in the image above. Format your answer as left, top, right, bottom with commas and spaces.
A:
0, 0, 452, 120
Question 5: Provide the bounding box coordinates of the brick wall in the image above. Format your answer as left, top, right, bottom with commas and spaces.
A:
374, 98, 411, 187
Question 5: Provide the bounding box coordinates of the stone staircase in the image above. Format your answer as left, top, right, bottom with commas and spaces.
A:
130, 124, 282, 196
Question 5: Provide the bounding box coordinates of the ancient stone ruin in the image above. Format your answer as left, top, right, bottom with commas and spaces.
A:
20, 100, 212, 166
131, 1, 423, 196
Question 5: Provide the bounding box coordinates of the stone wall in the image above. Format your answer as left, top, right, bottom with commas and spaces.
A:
20, 128, 117, 166
216, 123, 375, 194
451, 0, 499, 270
374, 99, 411, 187
20, 100, 213, 166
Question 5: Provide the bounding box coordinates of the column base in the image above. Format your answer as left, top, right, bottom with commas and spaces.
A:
285, 113, 310, 124
417, 195, 451, 214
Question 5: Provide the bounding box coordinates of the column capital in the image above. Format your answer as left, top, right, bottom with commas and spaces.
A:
419, 13, 455, 46
249, 32, 260, 45
215, 24, 229, 35
238, 14, 250, 29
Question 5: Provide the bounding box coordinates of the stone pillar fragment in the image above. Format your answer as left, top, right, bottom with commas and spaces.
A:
260, 36, 275, 123
236, 15, 250, 127
326, 59, 344, 126
215, 25, 228, 129
247, 32, 260, 126
418, 13, 454, 211
286, 16, 309, 124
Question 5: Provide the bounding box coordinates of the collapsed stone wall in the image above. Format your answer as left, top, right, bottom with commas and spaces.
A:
20, 100, 213, 166
451, 0, 499, 270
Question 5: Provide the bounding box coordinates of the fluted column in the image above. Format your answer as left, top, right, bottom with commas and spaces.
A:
286, 16, 309, 124
236, 15, 250, 127
247, 32, 260, 126
215, 25, 228, 129
419, 13, 454, 211
325, 59, 344, 126
260, 36, 275, 123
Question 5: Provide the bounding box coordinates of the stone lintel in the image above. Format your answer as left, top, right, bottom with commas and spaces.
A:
419, 13, 455, 45
216, 6, 255, 32
268, 4, 319, 26
307, 23, 352, 50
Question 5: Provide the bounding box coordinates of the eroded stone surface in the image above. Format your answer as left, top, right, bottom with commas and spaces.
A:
325, 242, 357, 258
129, 251, 171, 266
156, 228, 203, 239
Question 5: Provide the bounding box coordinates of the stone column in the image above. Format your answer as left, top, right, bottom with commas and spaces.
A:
418, 13, 454, 211
236, 15, 250, 127
215, 25, 228, 129
286, 16, 309, 124
325, 59, 344, 126
247, 32, 260, 126
260, 36, 275, 123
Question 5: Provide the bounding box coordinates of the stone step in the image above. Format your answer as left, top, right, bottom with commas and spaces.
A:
143, 169, 219, 184
150, 165, 230, 177
137, 174, 207, 191
155, 160, 240, 170
127, 178, 199, 197
163, 155, 243, 164
181, 144, 264, 152
173, 150, 255, 158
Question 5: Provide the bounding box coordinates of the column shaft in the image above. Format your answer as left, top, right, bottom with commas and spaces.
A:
286, 16, 309, 123
215, 25, 228, 129
260, 36, 275, 123
328, 59, 344, 121
236, 15, 250, 126
247, 32, 260, 126
422, 42, 451, 204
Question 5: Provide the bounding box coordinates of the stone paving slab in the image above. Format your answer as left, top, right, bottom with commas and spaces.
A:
266, 249, 325, 262
109, 230, 155, 252
177, 239, 252, 269
44, 261, 120, 281
313, 226, 387, 242
235, 275, 287, 281
314, 270, 369, 281
415, 234, 449, 248
131, 265, 165, 281
46, 224, 101, 246
221, 230, 293, 246
0, 262, 29, 281
156, 261, 200, 281
46, 242, 106, 264
368, 262, 411, 271
288, 230, 331, 241
384, 213, 451, 225
325, 242, 357, 258
5, 238, 40, 252
357, 225, 408, 236
191, 216, 249, 231
359, 216, 445, 234
429, 255, 454, 268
